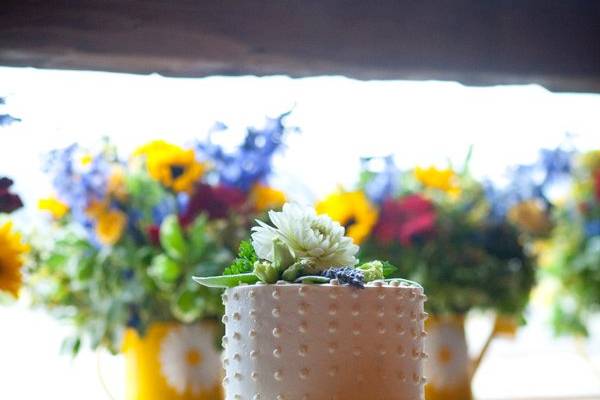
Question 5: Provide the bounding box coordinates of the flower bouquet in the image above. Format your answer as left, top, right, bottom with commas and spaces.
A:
547, 150, 600, 336
27, 114, 292, 400
0, 176, 27, 299
315, 153, 562, 400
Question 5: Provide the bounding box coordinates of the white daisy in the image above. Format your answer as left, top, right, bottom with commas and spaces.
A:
159, 323, 221, 395
424, 320, 470, 389
251, 202, 359, 272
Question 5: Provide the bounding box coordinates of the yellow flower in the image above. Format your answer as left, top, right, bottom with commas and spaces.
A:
580, 150, 600, 171
250, 184, 286, 212
79, 153, 93, 167
85, 199, 109, 219
134, 140, 205, 193
316, 191, 378, 245
414, 166, 461, 196
508, 200, 552, 235
107, 165, 128, 200
38, 197, 69, 219
0, 221, 29, 297
96, 209, 127, 245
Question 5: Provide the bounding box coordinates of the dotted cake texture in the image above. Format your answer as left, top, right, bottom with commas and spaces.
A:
221, 281, 427, 400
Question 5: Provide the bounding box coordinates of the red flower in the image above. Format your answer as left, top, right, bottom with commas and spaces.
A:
0, 177, 23, 214
179, 183, 247, 227
147, 224, 160, 246
373, 194, 436, 246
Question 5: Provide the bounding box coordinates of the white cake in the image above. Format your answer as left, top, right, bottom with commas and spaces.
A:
221, 280, 427, 400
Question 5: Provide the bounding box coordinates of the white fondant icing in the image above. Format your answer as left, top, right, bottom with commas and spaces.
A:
222, 283, 426, 400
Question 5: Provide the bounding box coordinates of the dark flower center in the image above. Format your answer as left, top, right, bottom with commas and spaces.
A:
343, 216, 357, 231
170, 165, 186, 179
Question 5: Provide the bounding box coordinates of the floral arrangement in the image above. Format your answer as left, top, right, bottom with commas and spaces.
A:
195, 202, 415, 289
0, 177, 27, 298
314, 152, 564, 317
547, 150, 600, 335
28, 114, 292, 354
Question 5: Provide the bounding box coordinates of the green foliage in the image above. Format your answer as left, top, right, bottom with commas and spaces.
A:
223, 240, 257, 275
28, 212, 236, 355
546, 151, 600, 336
160, 215, 189, 262
381, 261, 398, 278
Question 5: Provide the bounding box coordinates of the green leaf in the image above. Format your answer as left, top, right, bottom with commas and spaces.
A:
224, 241, 257, 275
188, 215, 208, 263
149, 254, 182, 283
383, 278, 423, 289
381, 261, 398, 278
172, 289, 204, 322
160, 215, 188, 261
193, 273, 259, 288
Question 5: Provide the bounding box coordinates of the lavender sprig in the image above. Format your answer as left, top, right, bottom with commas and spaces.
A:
322, 267, 365, 288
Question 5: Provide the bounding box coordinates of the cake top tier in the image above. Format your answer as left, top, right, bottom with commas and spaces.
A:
194, 202, 421, 290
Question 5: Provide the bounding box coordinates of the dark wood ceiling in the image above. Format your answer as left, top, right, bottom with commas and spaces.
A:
1, 1, 600, 92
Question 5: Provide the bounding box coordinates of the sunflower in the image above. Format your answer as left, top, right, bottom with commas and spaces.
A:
134, 140, 205, 193
250, 184, 286, 212
0, 221, 29, 297
316, 191, 378, 245
96, 209, 127, 245
38, 197, 69, 219
414, 166, 461, 196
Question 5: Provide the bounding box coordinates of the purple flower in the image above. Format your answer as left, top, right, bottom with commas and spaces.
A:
0, 177, 24, 213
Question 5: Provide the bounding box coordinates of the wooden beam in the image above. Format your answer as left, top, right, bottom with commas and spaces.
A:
1, 1, 600, 92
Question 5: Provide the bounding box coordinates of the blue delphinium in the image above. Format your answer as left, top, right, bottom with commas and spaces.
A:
196, 112, 295, 191
0, 96, 21, 126
485, 146, 574, 220
43, 144, 110, 225
361, 155, 399, 204
585, 220, 600, 238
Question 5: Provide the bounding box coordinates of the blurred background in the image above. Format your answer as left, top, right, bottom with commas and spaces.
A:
1, 2, 600, 400
1, 67, 599, 399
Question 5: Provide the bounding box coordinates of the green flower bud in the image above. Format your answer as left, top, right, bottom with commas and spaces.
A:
281, 259, 311, 282
253, 260, 279, 283
272, 238, 295, 272
356, 260, 384, 282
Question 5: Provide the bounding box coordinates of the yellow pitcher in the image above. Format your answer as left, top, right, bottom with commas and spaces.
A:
425, 314, 517, 400
122, 321, 223, 400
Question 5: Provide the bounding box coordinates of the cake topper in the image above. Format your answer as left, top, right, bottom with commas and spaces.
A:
194, 203, 421, 289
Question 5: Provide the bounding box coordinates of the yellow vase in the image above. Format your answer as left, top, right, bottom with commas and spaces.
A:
122, 321, 224, 400
424, 315, 473, 400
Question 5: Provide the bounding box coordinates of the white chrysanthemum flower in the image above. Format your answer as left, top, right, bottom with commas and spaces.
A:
251, 203, 359, 272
